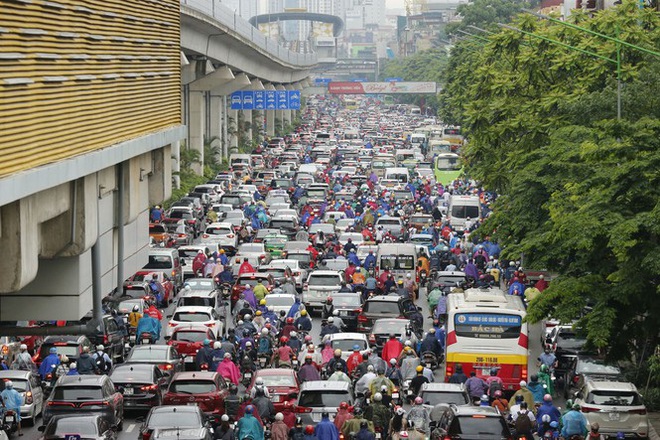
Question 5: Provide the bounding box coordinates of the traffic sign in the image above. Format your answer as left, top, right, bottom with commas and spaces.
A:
314, 78, 332, 85
230, 91, 242, 110
241, 91, 254, 110
63, 435, 81, 440
265, 91, 276, 109
254, 91, 265, 110
385, 77, 403, 82
288, 90, 301, 110
276, 91, 288, 109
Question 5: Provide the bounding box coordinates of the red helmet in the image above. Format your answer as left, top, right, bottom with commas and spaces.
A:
327, 297, 333, 303
339, 402, 349, 409
305, 426, 315, 435
280, 336, 289, 344
286, 317, 294, 324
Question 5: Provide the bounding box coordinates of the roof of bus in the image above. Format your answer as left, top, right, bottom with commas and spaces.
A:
447, 287, 525, 312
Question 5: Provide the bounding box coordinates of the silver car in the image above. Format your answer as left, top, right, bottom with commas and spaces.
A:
296, 381, 353, 426
0, 370, 44, 425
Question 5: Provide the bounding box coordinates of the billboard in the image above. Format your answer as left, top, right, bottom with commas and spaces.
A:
328, 81, 437, 94
231, 90, 300, 110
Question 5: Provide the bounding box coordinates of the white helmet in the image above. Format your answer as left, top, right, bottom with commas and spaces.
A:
373, 392, 383, 402
213, 341, 222, 349
5, 381, 13, 389
261, 328, 269, 335
275, 412, 284, 421
19, 344, 27, 351
406, 273, 412, 278
290, 331, 297, 338
96, 344, 105, 351
244, 314, 252, 320
255, 378, 264, 386
221, 414, 230, 422
328, 317, 334, 323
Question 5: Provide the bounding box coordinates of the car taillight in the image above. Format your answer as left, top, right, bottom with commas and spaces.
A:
141, 384, 158, 392
171, 270, 176, 277
143, 431, 153, 440
445, 365, 453, 381
294, 406, 313, 413
80, 401, 110, 407
103, 334, 109, 344
205, 323, 215, 328
178, 234, 187, 238
573, 375, 580, 384
160, 364, 173, 370
187, 220, 195, 224
169, 322, 177, 327
303, 283, 308, 290
522, 365, 527, 381
25, 391, 33, 404
369, 334, 376, 344
580, 406, 601, 413
203, 234, 209, 238
357, 314, 368, 323
228, 234, 234, 238
48, 402, 75, 407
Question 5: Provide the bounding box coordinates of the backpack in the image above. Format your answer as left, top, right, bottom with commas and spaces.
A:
489, 379, 503, 396
515, 411, 534, 434
94, 352, 111, 374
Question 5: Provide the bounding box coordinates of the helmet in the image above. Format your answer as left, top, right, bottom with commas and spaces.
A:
301, 310, 307, 316
260, 299, 267, 306
490, 367, 498, 376
414, 396, 423, 405
132, 305, 139, 312
245, 405, 254, 414
221, 414, 230, 422
304, 335, 312, 342
97, 344, 105, 351
481, 394, 489, 403
542, 414, 551, 423
19, 344, 27, 351
353, 344, 361, 351
286, 317, 294, 324
4, 381, 13, 389
390, 358, 397, 365
290, 331, 298, 339
261, 328, 269, 335
494, 390, 502, 397
339, 402, 349, 409
244, 284, 250, 289
305, 426, 315, 435
327, 317, 334, 323
404, 340, 412, 347
373, 392, 382, 402
332, 310, 340, 316
406, 273, 411, 278
60, 355, 69, 363
280, 336, 289, 344
327, 297, 333, 303
543, 394, 552, 402
540, 364, 549, 372
244, 314, 252, 321
255, 311, 262, 316
246, 341, 252, 347
334, 349, 342, 357
213, 341, 222, 349
416, 365, 423, 373
397, 279, 404, 285
275, 413, 284, 421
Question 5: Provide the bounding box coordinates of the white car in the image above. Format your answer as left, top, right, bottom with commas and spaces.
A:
166, 306, 224, 339
265, 293, 297, 315
222, 210, 246, 229
323, 333, 369, 360
200, 222, 237, 250
178, 245, 213, 277
268, 259, 308, 289
338, 232, 364, 247
302, 270, 343, 311
335, 219, 357, 235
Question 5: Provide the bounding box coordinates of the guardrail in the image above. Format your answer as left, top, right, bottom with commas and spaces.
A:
181, 0, 317, 67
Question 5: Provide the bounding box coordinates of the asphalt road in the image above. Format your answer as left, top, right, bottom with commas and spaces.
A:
23, 285, 549, 440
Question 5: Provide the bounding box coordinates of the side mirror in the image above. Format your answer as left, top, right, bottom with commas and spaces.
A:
180, 259, 186, 266
135, 416, 146, 423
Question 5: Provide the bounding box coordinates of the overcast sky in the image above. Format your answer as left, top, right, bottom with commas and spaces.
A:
386, 0, 406, 8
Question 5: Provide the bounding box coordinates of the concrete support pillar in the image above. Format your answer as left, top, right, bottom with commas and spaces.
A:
229, 109, 239, 152
172, 140, 181, 189
189, 91, 205, 175
254, 111, 264, 144
266, 110, 275, 137
210, 95, 223, 164
243, 110, 253, 146
222, 95, 228, 160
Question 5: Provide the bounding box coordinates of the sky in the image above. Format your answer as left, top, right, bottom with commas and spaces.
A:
386, 0, 406, 8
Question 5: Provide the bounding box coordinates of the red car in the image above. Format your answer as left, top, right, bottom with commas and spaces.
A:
167, 324, 215, 369
125, 270, 175, 304
231, 273, 274, 306
163, 371, 229, 419
247, 368, 300, 412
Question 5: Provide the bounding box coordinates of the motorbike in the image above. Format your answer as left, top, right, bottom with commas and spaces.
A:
139, 332, 155, 345
402, 379, 415, 403
242, 370, 254, 387
291, 356, 300, 371
421, 351, 440, 370
419, 270, 428, 287
257, 353, 269, 369
1, 409, 18, 437
127, 327, 137, 346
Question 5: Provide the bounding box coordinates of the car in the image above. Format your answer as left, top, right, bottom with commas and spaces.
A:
302, 270, 343, 312
375, 216, 404, 238
265, 293, 298, 315
231, 273, 275, 306
357, 295, 422, 333
283, 250, 314, 270
368, 318, 421, 355
0, 370, 44, 425
236, 242, 270, 265
221, 211, 246, 232
263, 233, 289, 258
182, 278, 216, 294
35, 335, 94, 366
163, 372, 229, 420
574, 380, 649, 438
166, 207, 204, 236
42, 375, 124, 428
143, 248, 184, 289
166, 306, 224, 339
309, 223, 336, 241
410, 233, 435, 251
431, 405, 511, 440
176, 289, 223, 313
419, 383, 470, 410
138, 405, 213, 440
553, 326, 588, 356
124, 345, 185, 376
78, 313, 127, 363
564, 356, 623, 399
268, 259, 308, 289
37, 414, 118, 440
296, 381, 353, 426
258, 264, 293, 285
109, 364, 168, 410
267, 217, 299, 239
161, 218, 194, 247
166, 324, 216, 366
248, 368, 300, 412
322, 333, 369, 360
325, 292, 362, 331
123, 270, 175, 305
149, 223, 172, 247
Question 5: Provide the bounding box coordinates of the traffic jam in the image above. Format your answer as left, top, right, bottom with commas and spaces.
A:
0, 96, 649, 440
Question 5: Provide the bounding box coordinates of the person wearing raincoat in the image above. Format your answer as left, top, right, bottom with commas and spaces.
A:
217, 353, 241, 385
538, 364, 554, 396
237, 405, 264, 440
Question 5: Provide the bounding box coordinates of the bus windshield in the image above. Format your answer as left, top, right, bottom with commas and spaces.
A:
436, 157, 461, 171
454, 313, 522, 339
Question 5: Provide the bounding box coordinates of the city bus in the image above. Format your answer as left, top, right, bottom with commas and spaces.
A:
434, 152, 463, 185
441, 126, 464, 150
445, 287, 528, 392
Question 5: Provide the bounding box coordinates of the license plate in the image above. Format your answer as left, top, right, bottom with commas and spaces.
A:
5, 416, 14, 422
340, 311, 348, 316
124, 388, 134, 395
407, 390, 414, 396
292, 361, 299, 367
129, 335, 136, 342
376, 433, 382, 439
609, 412, 620, 421
142, 338, 151, 344
245, 373, 252, 379
272, 394, 281, 402
482, 368, 492, 376
392, 393, 399, 399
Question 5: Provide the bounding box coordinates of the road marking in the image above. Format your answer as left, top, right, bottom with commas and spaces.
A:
126, 423, 135, 433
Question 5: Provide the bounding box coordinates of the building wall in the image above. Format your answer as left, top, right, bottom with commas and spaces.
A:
0, 0, 181, 178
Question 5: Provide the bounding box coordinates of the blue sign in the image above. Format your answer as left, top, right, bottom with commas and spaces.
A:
455, 314, 522, 327
385, 77, 403, 82
254, 91, 265, 110
265, 91, 276, 110
315, 78, 332, 85
276, 91, 288, 109
230, 91, 242, 110
351, 78, 368, 82
288, 90, 301, 110
241, 91, 254, 110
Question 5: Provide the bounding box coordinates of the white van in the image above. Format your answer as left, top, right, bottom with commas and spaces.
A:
410, 133, 427, 145
384, 167, 409, 185
229, 153, 251, 167
376, 243, 417, 281
448, 195, 481, 231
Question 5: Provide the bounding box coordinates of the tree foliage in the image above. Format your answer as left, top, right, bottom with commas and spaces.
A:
439, 1, 660, 359
446, 0, 535, 35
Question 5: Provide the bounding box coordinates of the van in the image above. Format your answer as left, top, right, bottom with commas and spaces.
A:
376, 243, 417, 281
143, 248, 184, 288
448, 195, 481, 232
229, 153, 251, 167
384, 167, 409, 185
410, 133, 427, 145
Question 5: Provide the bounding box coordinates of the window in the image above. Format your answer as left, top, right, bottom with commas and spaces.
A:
451, 205, 480, 219
298, 391, 351, 408
332, 339, 367, 352
180, 297, 214, 308
364, 301, 400, 315
45, 418, 99, 436
379, 255, 414, 270
453, 314, 522, 339
40, 344, 79, 358
170, 380, 217, 394
449, 416, 508, 437
54, 386, 103, 401
259, 374, 297, 387
172, 331, 209, 343
148, 411, 201, 428
308, 275, 341, 286
421, 391, 469, 406
173, 312, 211, 323
144, 255, 173, 269
587, 391, 642, 406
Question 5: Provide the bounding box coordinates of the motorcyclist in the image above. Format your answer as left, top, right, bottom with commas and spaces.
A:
322, 297, 334, 320
465, 372, 487, 402
38, 347, 60, 379
253, 387, 276, 422
272, 337, 295, 367
294, 309, 313, 332
448, 363, 467, 384
365, 392, 391, 432
271, 413, 289, 440
249, 377, 271, 399
381, 334, 403, 363
399, 348, 421, 381
209, 341, 225, 371
279, 317, 297, 339
0, 381, 23, 436
355, 365, 377, 395
127, 305, 142, 329
136, 313, 160, 343
406, 397, 430, 435
76, 346, 98, 375
341, 407, 375, 437
287, 331, 303, 353
527, 374, 547, 404
410, 366, 429, 397
320, 317, 340, 337
327, 349, 348, 374
316, 412, 340, 440
217, 353, 240, 385
298, 355, 321, 382
536, 395, 561, 437
369, 368, 395, 396
346, 345, 363, 375
92, 344, 113, 374
419, 329, 443, 359
509, 380, 536, 411
385, 358, 403, 386
195, 339, 214, 370
253, 279, 269, 302
538, 364, 554, 395
236, 405, 264, 440
537, 347, 557, 370
328, 362, 352, 383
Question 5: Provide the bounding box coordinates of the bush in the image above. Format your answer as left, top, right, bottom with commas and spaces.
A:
643, 387, 660, 412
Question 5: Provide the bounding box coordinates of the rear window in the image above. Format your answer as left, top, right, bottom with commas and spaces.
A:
450, 416, 509, 437
150, 225, 167, 234
206, 227, 232, 235
54, 386, 103, 401
238, 278, 271, 288
377, 219, 402, 226
309, 275, 341, 286
332, 295, 361, 308
179, 249, 201, 259
172, 312, 212, 322
172, 330, 209, 343
144, 255, 173, 269
364, 301, 400, 315
148, 411, 201, 429
168, 210, 193, 220
372, 320, 408, 336
40, 344, 79, 358
179, 297, 215, 308
451, 205, 480, 219
259, 374, 297, 387
421, 390, 468, 406
587, 391, 642, 406
379, 255, 415, 270
298, 390, 350, 408
331, 339, 367, 352
270, 220, 295, 229
44, 418, 99, 436
170, 380, 217, 394
111, 368, 153, 383
128, 347, 169, 362
266, 296, 295, 307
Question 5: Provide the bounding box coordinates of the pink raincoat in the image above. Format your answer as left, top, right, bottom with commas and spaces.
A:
216, 358, 240, 385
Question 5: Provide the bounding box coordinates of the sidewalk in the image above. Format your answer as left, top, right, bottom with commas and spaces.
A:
649, 412, 660, 440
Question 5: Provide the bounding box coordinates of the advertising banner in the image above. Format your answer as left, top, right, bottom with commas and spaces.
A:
328, 81, 437, 94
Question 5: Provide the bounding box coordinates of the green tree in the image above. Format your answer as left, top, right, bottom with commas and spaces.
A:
446, 0, 536, 35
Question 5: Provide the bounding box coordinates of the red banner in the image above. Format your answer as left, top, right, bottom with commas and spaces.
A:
327, 82, 365, 94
